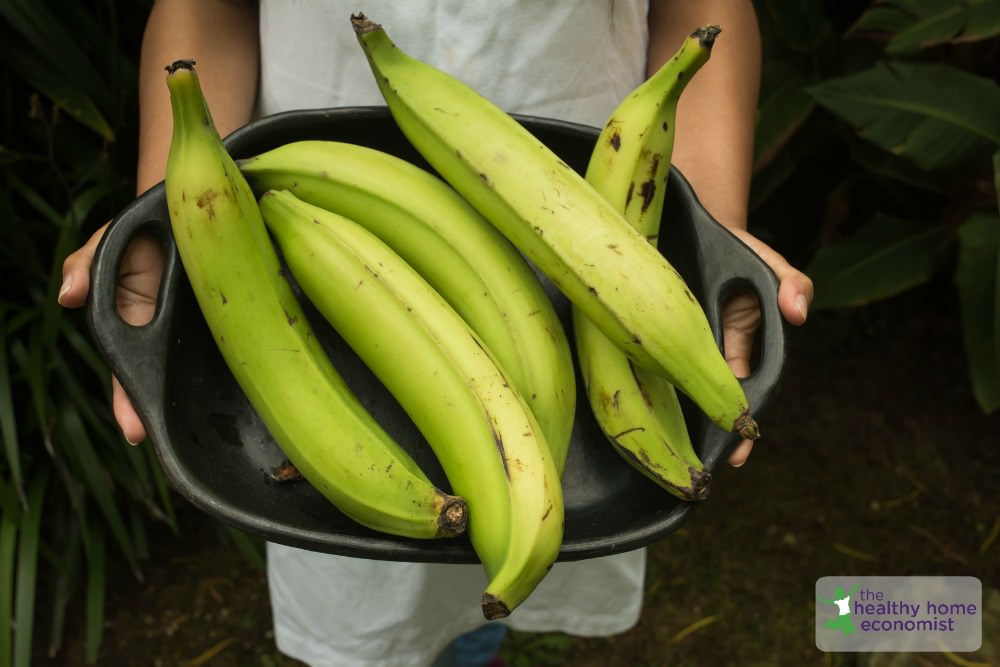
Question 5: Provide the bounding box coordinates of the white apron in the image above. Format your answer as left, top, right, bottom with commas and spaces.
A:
257, 2, 650, 665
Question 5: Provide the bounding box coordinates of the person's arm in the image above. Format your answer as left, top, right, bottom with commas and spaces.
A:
136, 0, 260, 193
647, 0, 814, 466
59, 0, 260, 444
648, 0, 760, 234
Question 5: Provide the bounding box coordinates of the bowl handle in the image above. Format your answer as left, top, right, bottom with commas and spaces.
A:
85, 182, 180, 431
678, 177, 788, 468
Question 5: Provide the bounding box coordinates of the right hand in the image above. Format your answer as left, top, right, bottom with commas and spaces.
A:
59, 223, 165, 444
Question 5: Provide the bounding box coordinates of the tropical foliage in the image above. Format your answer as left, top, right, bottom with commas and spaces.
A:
1, 1, 171, 665
751, 0, 1000, 412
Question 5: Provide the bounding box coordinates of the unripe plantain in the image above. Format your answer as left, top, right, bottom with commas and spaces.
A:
163, 59, 465, 540
350, 14, 759, 440
575, 26, 721, 501
258, 189, 563, 620
239, 141, 576, 474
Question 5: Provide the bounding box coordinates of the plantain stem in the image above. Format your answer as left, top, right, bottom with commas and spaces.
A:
165, 58, 196, 74
692, 25, 722, 50
350, 13, 380, 36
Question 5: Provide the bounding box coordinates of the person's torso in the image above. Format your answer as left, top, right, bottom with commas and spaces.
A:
256, 0, 650, 127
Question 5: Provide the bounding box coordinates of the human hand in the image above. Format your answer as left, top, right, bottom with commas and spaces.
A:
720, 227, 813, 467
59, 223, 165, 445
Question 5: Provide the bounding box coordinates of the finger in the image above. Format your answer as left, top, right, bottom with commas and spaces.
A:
777, 270, 814, 327
58, 223, 109, 308
112, 376, 147, 445
727, 228, 814, 326
117, 232, 166, 326
722, 290, 760, 378
726, 438, 753, 468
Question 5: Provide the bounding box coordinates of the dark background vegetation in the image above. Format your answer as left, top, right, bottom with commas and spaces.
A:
2, 1, 999, 665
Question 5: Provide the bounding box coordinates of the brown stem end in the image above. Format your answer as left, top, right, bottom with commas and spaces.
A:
350, 12, 380, 36
481, 593, 511, 621
734, 410, 760, 441
165, 58, 196, 75
692, 25, 722, 50
687, 467, 713, 501
437, 495, 469, 538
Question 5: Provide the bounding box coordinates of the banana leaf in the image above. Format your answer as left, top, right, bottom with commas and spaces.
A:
850, 0, 1000, 54
757, 0, 836, 55
750, 147, 800, 212
807, 61, 1000, 173
845, 132, 951, 193
754, 70, 816, 172
805, 213, 949, 310
954, 211, 1000, 414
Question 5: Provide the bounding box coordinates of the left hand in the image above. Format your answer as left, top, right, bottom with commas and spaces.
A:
720, 227, 814, 467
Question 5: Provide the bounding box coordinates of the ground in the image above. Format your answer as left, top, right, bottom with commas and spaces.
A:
35, 278, 1000, 666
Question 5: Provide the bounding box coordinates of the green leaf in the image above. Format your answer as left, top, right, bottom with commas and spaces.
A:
219, 525, 267, 570
0, 0, 114, 118
56, 404, 141, 580
9, 335, 51, 450
0, 505, 18, 667
750, 147, 800, 211
995, 149, 1000, 211
43, 508, 81, 661
59, 319, 111, 388
754, 73, 816, 171
13, 471, 49, 667
846, 133, 951, 193
758, 0, 836, 55
84, 525, 106, 664
0, 312, 25, 507
0, 34, 114, 142
851, 5, 918, 33
807, 61, 1000, 172
853, 0, 1000, 54
806, 214, 950, 309
954, 212, 1000, 413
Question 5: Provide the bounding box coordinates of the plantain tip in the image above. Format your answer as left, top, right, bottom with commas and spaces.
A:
687, 468, 712, 501
350, 12, 380, 36
481, 593, 511, 620
438, 494, 469, 538
165, 58, 196, 75
692, 25, 722, 49
734, 410, 760, 441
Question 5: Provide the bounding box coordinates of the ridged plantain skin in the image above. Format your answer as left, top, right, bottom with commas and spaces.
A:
162, 59, 466, 540
350, 14, 759, 441
238, 141, 576, 474
258, 189, 563, 620
575, 26, 721, 501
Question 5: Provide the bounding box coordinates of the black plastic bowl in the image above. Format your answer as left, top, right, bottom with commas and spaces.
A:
86, 107, 785, 563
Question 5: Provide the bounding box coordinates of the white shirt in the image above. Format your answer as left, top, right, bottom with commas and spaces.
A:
257, 2, 651, 665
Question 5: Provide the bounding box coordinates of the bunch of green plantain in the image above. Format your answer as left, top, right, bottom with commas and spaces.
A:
159, 15, 758, 620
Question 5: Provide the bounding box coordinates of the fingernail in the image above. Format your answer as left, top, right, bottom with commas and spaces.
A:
730, 459, 746, 469
794, 293, 809, 323
57, 275, 72, 304
125, 434, 142, 446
